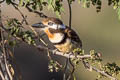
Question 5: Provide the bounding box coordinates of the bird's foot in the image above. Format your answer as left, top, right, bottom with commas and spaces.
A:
53, 49, 59, 54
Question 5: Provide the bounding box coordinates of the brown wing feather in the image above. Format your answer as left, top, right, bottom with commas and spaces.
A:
65, 27, 82, 48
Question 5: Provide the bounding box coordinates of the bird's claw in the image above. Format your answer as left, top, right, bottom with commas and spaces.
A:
53, 49, 59, 54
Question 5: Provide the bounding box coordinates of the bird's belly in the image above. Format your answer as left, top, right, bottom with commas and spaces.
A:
54, 39, 75, 53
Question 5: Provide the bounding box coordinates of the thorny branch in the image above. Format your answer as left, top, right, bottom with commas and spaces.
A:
36, 45, 117, 80
82, 61, 117, 80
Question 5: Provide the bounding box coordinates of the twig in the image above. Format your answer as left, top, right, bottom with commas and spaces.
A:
0, 5, 11, 80
63, 57, 69, 80
67, 0, 72, 28
36, 45, 91, 59
1, 32, 12, 80
1, 29, 13, 80
83, 62, 117, 80
67, 53, 75, 80
21, 15, 28, 25
3, 51, 13, 80
0, 69, 5, 80
0, 5, 22, 80
28, 25, 48, 46
0, 5, 6, 80
26, 4, 47, 18
63, 2, 73, 78
0, 55, 5, 80
7, 48, 22, 80
11, 3, 28, 25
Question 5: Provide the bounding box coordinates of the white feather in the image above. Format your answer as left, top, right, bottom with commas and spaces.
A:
49, 33, 64, 43
48, 24, 66, 29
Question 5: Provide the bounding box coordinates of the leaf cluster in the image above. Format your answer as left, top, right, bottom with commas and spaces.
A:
108, 0, 120, 20
2, 0, 120, 19
6, 18, 36, 45
102, 62, 120, 76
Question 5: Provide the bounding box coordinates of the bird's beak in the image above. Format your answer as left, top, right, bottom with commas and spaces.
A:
32, 22, 46, 28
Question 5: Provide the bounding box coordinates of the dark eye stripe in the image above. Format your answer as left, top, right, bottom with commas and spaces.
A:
48, 22, 53, 26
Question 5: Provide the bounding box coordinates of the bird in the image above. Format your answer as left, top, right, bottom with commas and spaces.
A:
32, 17, 82, 54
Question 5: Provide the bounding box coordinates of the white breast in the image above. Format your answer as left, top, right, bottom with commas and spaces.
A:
49, 33, 64, 43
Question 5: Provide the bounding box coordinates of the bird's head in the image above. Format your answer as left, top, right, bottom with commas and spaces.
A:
32, 17, 66, 30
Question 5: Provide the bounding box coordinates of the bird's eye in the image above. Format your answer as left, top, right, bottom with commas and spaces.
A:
48, 22, 53, 26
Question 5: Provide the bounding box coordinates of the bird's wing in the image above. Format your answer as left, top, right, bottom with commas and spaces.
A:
64, 27, 82, 48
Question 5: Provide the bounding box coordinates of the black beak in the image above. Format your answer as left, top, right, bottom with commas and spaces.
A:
32, 22, 46, 28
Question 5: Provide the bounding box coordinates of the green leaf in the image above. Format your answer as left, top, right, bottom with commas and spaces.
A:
48, 0, 53, 4
113, 5, 118, 9
48, 0, 53, 9
55, 11, 61, 18
60, 7, 64, 12
90, 50, 95, 55
9, 40, 17, 47
86, 1, 90, 8
24, 0, 30, 6
19, 0, 23, 6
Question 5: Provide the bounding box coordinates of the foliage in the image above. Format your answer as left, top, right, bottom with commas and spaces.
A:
48, 59, 62, 72
1, 0, 120, 19
6, 18, 36, 45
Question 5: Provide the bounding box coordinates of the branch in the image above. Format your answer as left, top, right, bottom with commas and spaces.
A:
82, 61, 117, 80
36, 45, 91, 58
11, 3, 28, 25
0, 69, 5, 80
1, 27, 13, 80
0, 5, 22, 80
67, 0, 72, 28
26, 4, 48, 18
36, 45, 117, 80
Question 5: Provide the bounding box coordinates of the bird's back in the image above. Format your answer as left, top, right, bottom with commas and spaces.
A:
64, 27, 82, 48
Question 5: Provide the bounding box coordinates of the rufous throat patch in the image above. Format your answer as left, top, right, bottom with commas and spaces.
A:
44, 28, 54, 38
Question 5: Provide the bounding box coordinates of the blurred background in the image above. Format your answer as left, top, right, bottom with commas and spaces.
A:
1, 0, 120, 80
